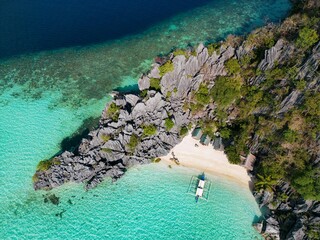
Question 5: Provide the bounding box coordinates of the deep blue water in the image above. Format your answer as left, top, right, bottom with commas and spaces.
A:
0, 0, 213, 58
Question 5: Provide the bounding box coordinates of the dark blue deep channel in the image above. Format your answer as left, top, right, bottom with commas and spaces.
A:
0, 0, 213, 59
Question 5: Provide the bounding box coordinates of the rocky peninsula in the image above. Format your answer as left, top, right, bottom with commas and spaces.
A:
33, 41, 220, 190
33, 0, 320, 239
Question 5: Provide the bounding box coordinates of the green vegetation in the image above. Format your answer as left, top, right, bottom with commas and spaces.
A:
295, 79, 306, 90
283, 129, 298, 143
207, 43, 220, 55
140, 89, 148, 98
210, 76, 242, 109
307, 223, 320, 240
100, 134, 111, 142
219, 127, 231, 139
164, 118, 175, 131
245, 26, 276, 49
189, 102, 205, 114
195, 84, 210, 105
255, 174, 278, 192
199, 120, 217, 138
296, 27, 319, 49
152, 158, 162, 163
127, 134, 140, 152
173, 49, 188, 57
32, 174, 39, 182
36, 159, 52, 171
142, 124, 157, 137
292, 167, 320, 200
36, 158, 60, 172
149, 78, 161, 91
179, 126, 188, 136
101, 148, 112, 153
190, 50, 197, 56
224, 146, 241, 164
107, 102, 120, 121
225, 58, 241, 75
166, 91, 172, 98
159, 61, 174, 76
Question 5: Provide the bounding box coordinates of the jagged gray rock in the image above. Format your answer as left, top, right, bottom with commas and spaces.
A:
125, 94, 140, 107
258, 39, 286, 71
278, 90, 303, 114
145, 93, 166, 113
148, 64, 161, 79
131, 102, 147, 119
138, 76, 150, 91
203, 46, 235, 81
298, 42, 320, 81
265, 217, 281, 240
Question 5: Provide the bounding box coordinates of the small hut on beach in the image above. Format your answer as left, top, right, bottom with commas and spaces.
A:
213, 137, 224, 151
200, 134, 211, 146
192, 128, 202, 140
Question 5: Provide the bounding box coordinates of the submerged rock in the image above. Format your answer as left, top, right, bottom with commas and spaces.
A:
44, 194, 60, 205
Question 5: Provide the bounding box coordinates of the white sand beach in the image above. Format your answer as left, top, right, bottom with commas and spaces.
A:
161, 133, 252, 188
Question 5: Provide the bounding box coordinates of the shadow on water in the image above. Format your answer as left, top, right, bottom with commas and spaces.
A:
53, 84, 139, 157
252, 215, 262, 224
58, 84, 139, 154
60, 116, 101, 152
113, 84, 140, 94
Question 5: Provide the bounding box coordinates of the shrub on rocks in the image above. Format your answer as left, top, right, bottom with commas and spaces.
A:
179, 126, 188, 136
173, 49, 188, 57
164, 118, 175, 131
127, 134, 140, 152
142, 124, 157, 137
36, 160, 52, 171
225, 58, 241, 75
159, 61, 174, 76
207, 43, 220, 55
195, 84, 210, 105
107, 102, 120, 121
152, 158, 161, 163
101, 148, 112, 153
36, 158, 60, 172
149, 78, 161, 91
296, 27, 319, 49
101, 134, 111, 142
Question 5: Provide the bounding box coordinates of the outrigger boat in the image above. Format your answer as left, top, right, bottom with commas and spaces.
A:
187, 172, 212, 202
195, 173, 206, 202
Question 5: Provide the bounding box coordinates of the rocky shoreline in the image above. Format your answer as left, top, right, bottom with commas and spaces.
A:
254, 181, 320, 239
33, 43, 218, 190
33, 1, 320, 237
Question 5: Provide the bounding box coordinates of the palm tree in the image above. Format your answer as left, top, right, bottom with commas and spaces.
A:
255, 174, 278, 192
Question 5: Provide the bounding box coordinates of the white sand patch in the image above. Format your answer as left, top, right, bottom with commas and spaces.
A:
161, 133, 251, 188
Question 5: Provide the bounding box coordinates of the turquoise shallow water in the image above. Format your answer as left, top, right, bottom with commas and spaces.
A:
1, 163, 262, 239
0, 0, 291, 239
